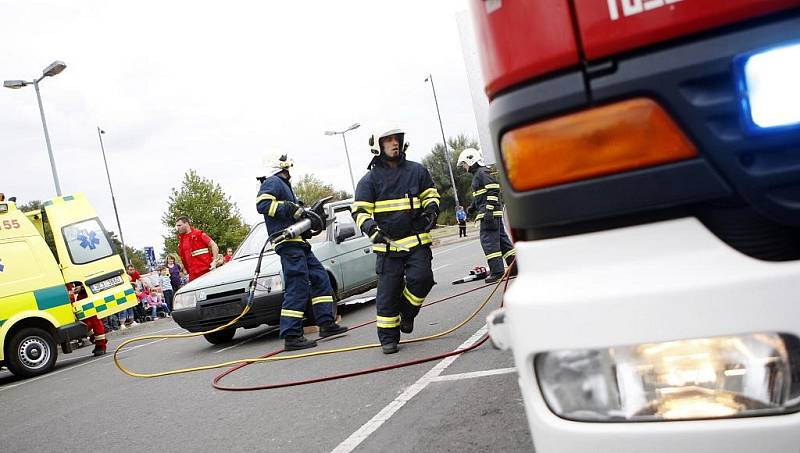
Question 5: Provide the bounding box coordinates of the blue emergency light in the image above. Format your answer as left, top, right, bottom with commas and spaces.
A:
735, 41, 800, 133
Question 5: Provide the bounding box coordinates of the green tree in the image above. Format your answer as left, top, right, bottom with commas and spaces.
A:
162, 170, 250, 256
293, 174, 352, 206
422, 134, 479, 224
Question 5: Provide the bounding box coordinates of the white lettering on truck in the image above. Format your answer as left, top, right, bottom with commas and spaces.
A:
607, 0, 683, 21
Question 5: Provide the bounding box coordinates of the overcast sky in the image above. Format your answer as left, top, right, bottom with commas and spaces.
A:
0, 0, 484, 254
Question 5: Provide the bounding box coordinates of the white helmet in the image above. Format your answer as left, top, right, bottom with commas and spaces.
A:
262, 153, 294, 176
369, 127, 407, 156
457, 148, 484, 168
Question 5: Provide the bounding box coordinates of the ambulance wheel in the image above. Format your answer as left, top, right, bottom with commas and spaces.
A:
6, 327, 58, 378
203, 328, 236, 345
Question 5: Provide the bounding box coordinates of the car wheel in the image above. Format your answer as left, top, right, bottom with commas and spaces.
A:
6, 327, 58, 378
203, 328, 236, 344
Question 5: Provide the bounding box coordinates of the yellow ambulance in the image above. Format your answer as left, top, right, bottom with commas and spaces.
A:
0, 193, 138, 378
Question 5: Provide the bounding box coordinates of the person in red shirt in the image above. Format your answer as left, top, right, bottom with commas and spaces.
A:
176, 216, 221, 281
222, 247, 234, 264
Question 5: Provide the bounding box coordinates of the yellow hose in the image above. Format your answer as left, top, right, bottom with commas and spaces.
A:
114, 266, 509, 379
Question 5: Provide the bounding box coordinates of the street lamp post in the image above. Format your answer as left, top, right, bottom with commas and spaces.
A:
324, 123, 360, 195
97, 127, 130, 266
4, 61, 67, 196
424, 73, 460, 208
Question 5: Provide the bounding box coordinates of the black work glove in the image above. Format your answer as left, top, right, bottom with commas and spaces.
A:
467, 205, 476, 217
301, 230, 313, 240
285, 201, 304, 220
368, 226, 388, 245
423, 205, 439, 232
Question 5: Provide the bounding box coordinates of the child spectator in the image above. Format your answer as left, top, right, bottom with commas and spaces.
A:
157, 265, 174, 311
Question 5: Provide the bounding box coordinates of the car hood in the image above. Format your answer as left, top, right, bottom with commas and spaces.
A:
176, 253, 282, 293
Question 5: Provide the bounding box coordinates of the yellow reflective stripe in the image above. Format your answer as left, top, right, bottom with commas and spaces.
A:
256, 193, 276, 202
268, 200, 282, 217
421, 197, 439, 207
372, 232, 432, 253
94, 334, 106, 340
353, 201, 375, 214
311, 295, 334, 305
377, 315, 401, 328
374, 197, 421, 213
486, 196, 499, 202
472, 189, 487, 197
484, 183, 501, 190
420, 187, 439, 200
191, 248, 209, 256
356, 213, 372, 229
493, 211, 504, 217
402, 287, 425, 307
281, 309, 304, 318
486, 252, 502, 260
486, 204, 494, 210
503, 250, 516, 259
476, 213, 485, 220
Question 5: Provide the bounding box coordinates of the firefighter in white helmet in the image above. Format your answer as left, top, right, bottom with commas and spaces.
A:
256, 153, 347, 350
351, 127, 440, 354
457, 148, 516, 282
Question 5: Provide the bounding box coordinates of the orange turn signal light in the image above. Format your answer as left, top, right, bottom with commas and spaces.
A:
500, 98, 698, 192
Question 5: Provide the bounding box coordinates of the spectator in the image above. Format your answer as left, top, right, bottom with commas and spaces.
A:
456, 205, 467, 238
157, 265, 174, 311
135, 286, 170, 320
166, 254, 184, 291
175, 216, 221, 281
223, 247, 234, 264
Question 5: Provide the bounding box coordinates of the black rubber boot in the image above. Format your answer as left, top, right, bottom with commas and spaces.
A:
381, 342, 399, 354
319, 322, 348, 338
92, 346, 106, 357
284, 336, 318, 351
400, 316, 414, 334
484, 273, 504, 284
508, 261, 518, 277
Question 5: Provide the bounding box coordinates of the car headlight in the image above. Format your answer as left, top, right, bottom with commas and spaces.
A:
173, 292, 198, 310
254, 274, 283, 296
535, 333, 800, 422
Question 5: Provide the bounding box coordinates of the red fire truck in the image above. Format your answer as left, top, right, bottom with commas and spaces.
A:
471, 1, 800, 451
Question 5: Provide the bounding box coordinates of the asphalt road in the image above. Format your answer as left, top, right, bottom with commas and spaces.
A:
0, 239, 533, 453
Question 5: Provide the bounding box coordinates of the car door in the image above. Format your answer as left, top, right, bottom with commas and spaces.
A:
329, 206, 374, 292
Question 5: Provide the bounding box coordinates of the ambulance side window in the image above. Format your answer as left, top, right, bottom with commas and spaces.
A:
61, 218, 114, 265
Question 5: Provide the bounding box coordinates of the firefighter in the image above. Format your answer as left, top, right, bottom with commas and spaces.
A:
457, 148, 516, 283
256, 154, 348, 351
351, 127, 439, 354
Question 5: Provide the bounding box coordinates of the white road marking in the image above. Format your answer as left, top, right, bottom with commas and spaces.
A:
331, 325, 488, 453
214, 327, 278, 354
431, 367, 516, 382
432, 240, 475, 258
432, 264, 451, 272
0, 338, 166, 392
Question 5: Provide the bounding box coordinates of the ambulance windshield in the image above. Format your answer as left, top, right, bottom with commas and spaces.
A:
61, 218, 115, 264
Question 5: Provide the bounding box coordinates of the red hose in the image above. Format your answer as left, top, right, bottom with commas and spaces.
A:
212, 271, 512, 392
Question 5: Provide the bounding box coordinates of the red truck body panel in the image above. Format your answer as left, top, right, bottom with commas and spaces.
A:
575, 0, 800, 60
472, 0, 800, 97
471, 0, 579, 98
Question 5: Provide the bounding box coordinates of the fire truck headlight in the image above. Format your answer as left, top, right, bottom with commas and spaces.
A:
736, 42, 800, 130
173, 292, 198, 310
535, 333, 800, 422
